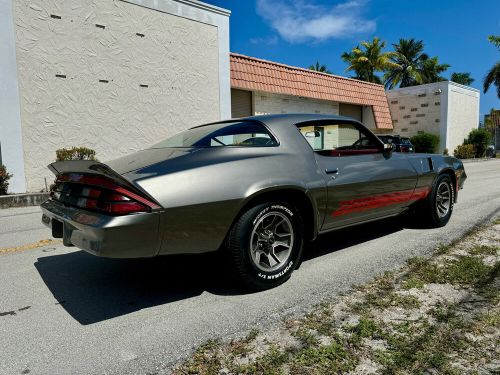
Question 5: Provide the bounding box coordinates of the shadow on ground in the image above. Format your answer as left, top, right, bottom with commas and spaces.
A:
35, 216, 418, 325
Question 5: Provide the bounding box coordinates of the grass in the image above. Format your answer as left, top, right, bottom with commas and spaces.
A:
401, 276, 426, 290
290, 337, 358, 375
407, 255, 494, 286
173, 222, 500, 375
468, 244, 499, 256
347, 316, 381, 339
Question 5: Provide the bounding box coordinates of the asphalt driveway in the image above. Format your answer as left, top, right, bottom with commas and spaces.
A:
1, 159, 499, 375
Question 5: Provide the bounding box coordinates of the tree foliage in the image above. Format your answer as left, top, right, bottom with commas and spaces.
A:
483, 35, 500, 98
466, 129, 491, 157
410, 133, 440, 153
308, 61, 331, 74
383, 39, 450, 89
0, 165, 13, 195
451, 72, 474, 86
56, 147, 97, 161
453, 144, 475, 159
341, 37, 398, 84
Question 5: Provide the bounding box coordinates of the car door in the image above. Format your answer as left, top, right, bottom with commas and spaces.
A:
297, 120, 418, 230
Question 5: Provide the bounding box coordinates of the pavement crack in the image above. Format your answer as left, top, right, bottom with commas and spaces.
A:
0, 310, 17, 317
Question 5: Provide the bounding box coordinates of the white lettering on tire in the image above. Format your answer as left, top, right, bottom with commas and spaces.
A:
257, 261, 294, 280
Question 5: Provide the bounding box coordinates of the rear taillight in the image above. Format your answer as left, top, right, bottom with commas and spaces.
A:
51, 174, 160, 215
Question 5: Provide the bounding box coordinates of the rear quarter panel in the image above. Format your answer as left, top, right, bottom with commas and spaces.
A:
124, 125, 326, 255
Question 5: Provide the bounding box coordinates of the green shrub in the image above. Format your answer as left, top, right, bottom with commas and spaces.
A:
410, 133, 440, 153
466, 129, 491, 157
56, 147, 97, 161
0, 165, 13, 195
443, 148, 449, 156
453, 144, 475, 159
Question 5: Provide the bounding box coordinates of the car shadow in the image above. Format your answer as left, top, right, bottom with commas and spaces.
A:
35, 215, 417, 325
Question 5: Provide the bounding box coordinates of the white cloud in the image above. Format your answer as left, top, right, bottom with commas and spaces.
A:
256, 0, 376, 43
249, 35, 279, 46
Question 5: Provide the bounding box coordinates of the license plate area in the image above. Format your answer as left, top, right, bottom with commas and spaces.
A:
52, 218, 63, 238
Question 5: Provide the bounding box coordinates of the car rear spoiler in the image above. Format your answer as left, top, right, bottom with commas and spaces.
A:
48, 160, 162, 208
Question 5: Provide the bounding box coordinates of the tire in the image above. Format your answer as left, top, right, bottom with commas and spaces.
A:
227, 202, 304, 290
416, 174, 454, 228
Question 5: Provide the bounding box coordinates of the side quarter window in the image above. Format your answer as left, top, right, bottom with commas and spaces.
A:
297, 122, 381, 157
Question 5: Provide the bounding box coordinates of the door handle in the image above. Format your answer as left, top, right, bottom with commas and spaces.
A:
325, 168, 339, 175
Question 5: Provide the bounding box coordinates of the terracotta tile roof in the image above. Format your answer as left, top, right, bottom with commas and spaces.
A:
230, 53, 393, 130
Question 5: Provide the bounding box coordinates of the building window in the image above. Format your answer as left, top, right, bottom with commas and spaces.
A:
410, 121, 418, 124
411, 108, 418, 112
401, 128, 408, 132
418, 131, 424, 134
392, 119, 398, 124
418, 93, 427, 97
416, 114, 425, 117
421, 103, 429, 107
399, 106, 405, 110
390, 100, 398, 104
435, 102, 440, 106
435, 119, 440, 123
403, 115, 411, 119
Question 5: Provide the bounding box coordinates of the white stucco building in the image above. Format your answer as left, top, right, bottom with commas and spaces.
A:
387, 82, 480, 153
1, 0, 230, 193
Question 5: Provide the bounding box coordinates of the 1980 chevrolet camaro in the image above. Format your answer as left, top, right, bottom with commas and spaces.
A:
41, 114, 467, 289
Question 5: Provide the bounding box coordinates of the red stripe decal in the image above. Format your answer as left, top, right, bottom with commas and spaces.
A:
332, 187, 430, 217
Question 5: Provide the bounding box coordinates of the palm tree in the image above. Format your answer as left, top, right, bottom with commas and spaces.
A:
384, 38, 428, 89
484, 35, 500, 99
419, 56, 450, 83
341, 37, 397, 84
308, 61, 331, 74
451, 72, 474, 86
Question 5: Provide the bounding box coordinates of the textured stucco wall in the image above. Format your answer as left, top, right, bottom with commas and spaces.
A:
13, 0, 221, 191
387, 83, 444, 140
446, 83, 480, 154
253, 91, 340, 116
0, 0, 27, 193
387, 82, 479, 153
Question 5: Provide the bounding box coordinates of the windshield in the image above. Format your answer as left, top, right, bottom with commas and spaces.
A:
151, 121, 277, 148
400, 138, 412, 145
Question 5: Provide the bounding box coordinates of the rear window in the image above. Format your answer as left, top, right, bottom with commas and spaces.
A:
151, 121, 278, 148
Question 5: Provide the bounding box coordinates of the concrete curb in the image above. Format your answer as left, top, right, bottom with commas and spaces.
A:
461, 158, 495, 163
0, 193, 49, 209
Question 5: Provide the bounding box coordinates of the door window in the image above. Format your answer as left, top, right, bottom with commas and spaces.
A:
298, 122, 381, 157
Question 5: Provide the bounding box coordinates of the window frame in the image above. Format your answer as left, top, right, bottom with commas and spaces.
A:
151, 120, 280, 149
294, 119, 385, 157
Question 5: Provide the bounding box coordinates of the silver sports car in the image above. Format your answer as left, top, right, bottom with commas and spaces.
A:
41, 114, 467, 289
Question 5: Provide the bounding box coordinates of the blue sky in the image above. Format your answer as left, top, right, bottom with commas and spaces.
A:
207, 0, 500, 119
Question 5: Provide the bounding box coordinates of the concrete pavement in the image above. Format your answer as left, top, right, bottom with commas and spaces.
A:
0, 159, 499, 375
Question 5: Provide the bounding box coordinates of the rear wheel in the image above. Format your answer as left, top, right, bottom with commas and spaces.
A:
227, 202, 303, 290
415, 174, 454, 227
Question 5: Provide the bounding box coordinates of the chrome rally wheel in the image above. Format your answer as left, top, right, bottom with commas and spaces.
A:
249, 212, 294, 272
435, 180, 452, 218
227, 202, 303, 290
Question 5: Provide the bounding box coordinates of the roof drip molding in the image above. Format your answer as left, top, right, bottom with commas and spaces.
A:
230, 53, 393, 129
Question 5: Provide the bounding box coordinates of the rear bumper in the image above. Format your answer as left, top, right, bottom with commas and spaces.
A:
40, 200, 161, 258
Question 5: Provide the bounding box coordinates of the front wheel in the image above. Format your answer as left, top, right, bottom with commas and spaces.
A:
226, 202, 304, 290
415, 174, 454, 228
